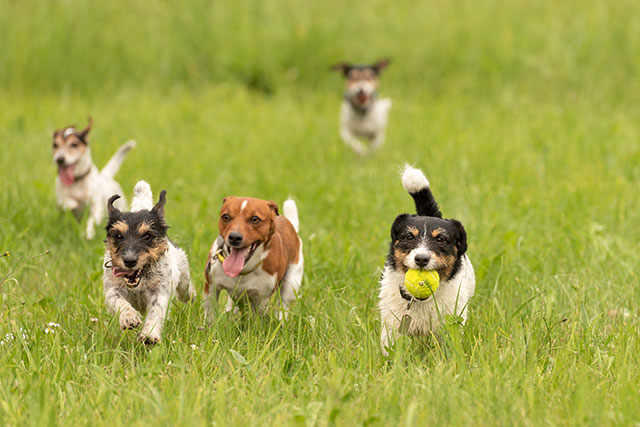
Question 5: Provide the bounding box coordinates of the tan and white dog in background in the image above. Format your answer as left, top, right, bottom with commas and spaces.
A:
204, 197, 303, 321
52, 117, 135, 239
332, 59, 392, 156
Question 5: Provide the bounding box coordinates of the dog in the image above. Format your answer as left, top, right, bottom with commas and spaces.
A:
102, 181, 195, 344
52, 117, 135, 239
331, 59, 392, 156
378, 165, 475, 356
204, 197, 303, 321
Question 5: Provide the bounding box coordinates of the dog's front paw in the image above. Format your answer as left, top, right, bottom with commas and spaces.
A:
138, 331, 161, 345
119, 308, 142, 330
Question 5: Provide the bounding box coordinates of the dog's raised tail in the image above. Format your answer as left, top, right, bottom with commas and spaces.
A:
130, 180, 154, 212
101, 140, 136, 179
283, 199, 299, 232
401, 164, 442, 218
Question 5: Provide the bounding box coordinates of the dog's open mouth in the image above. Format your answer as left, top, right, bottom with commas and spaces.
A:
222, 242, 259, 278
356, 93, 369, 104
112, 267, 142, 288
58, 163, 77, 186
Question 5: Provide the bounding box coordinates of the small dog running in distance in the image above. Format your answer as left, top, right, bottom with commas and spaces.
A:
103, 181, 195, 344
204, 197, 303, 321
331, 59, 392, 156
52, 117, 135, 239
379, 165, 475, 356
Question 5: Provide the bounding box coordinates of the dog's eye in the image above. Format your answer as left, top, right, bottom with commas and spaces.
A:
143, 233, 153, 241
52, 143, 58, 149
221, 214, 231, 222
404, 233, 415, 241
70, 142, 79, 148
250, 216, 262, 225
436, 235, 446, 244
114, 232, 124, 240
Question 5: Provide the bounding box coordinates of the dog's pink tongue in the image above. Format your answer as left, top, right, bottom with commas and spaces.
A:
58, 165, 75, 186
223, 247, 250, 278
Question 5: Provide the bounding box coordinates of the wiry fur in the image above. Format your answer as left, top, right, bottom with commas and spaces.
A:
378, 166, 475, 356
102, 181, 195, 344
332, 59, 392, 156
52, 117, 136, 239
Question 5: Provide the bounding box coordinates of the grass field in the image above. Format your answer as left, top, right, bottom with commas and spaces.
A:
1, 0, 640, 425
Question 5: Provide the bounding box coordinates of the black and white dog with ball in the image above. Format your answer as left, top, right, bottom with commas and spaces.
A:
378, 165, 475, 356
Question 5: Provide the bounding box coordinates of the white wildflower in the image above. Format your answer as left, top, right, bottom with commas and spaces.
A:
190, 344, 198, 350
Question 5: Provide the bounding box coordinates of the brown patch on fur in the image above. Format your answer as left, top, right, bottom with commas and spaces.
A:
408, 226, 419, 237
138, 238, 169, 266
111, 221, 129, 235
260, 215, 300, 282
219, 197, 278, 250
433, 252, 457, 280
137, 221, 153, 235
431, 228, 446, 238
217, 197, 301, 284
393, 245, 409, 273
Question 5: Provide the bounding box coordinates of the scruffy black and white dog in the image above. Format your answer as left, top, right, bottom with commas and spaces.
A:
102, 181, 195, 344
379, 165, 475, 356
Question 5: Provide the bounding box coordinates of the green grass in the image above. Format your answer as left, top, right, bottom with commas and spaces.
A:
1, 0, 640, 425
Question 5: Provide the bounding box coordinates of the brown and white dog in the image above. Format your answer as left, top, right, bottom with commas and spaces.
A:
52, 117, 135, 239
331, 59, 392, 156
204, 197, 303, 321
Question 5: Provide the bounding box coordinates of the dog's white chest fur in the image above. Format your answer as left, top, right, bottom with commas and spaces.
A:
379, 255, 475, 354
342, 98, 392, 138
212, 262, 277, 301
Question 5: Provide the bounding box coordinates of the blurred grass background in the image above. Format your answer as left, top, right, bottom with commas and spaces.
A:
1, 0, 640, 425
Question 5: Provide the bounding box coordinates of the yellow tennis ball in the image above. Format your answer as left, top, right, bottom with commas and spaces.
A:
404, 269, 440, 300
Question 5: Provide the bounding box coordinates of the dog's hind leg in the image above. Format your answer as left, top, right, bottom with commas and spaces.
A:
175, 250, 195, 303
276, 245, 304, 321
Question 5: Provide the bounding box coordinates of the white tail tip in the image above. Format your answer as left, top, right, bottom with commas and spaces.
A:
283, 199, 299, 232
131, 180, 153, 212
401, 163, 430, 193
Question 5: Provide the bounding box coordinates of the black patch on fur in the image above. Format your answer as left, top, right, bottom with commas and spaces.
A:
386, 215, 467, 279
105, 192, 170, 262
409, 187, 442, 218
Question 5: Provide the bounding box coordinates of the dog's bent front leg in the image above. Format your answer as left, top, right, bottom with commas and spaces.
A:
139, 292, 170, 344
85, 196, 105, 240
105, 287, 142, 330
340, 127, 369, 156
370, 130, 386, 152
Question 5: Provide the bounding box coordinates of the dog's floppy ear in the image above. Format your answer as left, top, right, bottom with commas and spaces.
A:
107, 195, 122, 218
77, 116, 93, 143
451, 219, 468, 255
372, 58, 391, 74
390, 214, 410, 240
331, 62, 352, 77
267, 200, 279, 216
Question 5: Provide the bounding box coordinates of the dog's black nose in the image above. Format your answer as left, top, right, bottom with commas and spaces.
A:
228, 232, 243, 247
414, 254, 430, 268
56, 157, 65, 166
123, 256, 137, 268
